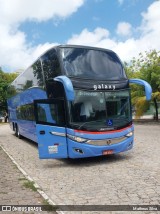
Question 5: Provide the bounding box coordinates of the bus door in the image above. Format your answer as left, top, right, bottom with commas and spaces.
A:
34, 99, 68, 159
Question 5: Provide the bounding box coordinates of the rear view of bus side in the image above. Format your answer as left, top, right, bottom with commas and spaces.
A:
7, 45, 152, 159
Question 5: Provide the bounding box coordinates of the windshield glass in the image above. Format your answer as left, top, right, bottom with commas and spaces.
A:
60, 47, 127, 80
69, 90, 131, 131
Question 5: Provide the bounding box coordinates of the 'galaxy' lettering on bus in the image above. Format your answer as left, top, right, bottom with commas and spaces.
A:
93, 84, 116, 90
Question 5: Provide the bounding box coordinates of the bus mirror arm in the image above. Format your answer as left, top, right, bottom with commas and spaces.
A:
129, 79, 152, 101
54, 75, 75, 101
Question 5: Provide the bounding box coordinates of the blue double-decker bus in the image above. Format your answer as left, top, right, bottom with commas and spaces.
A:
7, 45, 152, 159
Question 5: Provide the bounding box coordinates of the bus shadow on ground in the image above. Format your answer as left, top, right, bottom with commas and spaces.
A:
60, 153, 132, 167
44, 153, 133, 169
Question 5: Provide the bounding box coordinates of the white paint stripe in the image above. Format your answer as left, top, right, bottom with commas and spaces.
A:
1, 145, 65, 214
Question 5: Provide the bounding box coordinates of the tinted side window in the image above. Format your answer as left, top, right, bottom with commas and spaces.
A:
46, 81, 65, 99
36, 102, 65, 126
41, 49, 61, 80
8, 60, 44, 97
22, 60, 44, 90
32, 60, 44, 88
16, 103, 35, 121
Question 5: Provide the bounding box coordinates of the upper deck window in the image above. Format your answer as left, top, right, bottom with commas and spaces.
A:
7, 60, 44, 98
60, 47, 127, 80
41, 49, 61, 80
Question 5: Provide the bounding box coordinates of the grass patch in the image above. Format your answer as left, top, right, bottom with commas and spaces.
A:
23, 180, 38, 192
42, 199, 58, 211
43, 199, 50, 206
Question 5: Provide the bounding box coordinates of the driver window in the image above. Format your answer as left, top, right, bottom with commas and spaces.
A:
37, 101, 65, 126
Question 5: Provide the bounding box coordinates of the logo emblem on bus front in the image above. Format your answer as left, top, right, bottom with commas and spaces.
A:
106, 139, 112, 145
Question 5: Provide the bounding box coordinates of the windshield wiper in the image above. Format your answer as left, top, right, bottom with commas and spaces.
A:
113, 117, 131, 122
72, 117, 131, 130
77, 119, 105, 130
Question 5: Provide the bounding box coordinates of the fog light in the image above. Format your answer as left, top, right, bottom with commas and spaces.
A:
128, 141, 133, 148
74, 148, 84, 154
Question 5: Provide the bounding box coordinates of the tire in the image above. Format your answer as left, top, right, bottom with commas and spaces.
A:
13, 123, 16, 135
15, 125, 22, 139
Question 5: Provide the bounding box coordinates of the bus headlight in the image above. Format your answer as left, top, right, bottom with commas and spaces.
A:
125, 131, 133, 137
67, 134, 88, 143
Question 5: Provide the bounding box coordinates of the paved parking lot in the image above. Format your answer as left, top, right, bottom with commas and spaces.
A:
0, 123, 159, 213
0, 145, 56, 214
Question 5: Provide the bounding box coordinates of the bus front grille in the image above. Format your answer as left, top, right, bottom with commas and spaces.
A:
86, 136, 127, 146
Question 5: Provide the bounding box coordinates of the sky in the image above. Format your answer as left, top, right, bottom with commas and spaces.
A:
0, 0, 159, 72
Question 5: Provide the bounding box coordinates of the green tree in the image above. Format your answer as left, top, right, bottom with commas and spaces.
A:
125, 50, 160, 120
0, 69, 18, 112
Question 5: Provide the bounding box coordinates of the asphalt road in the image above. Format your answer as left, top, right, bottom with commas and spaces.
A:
0, 123, 159, 214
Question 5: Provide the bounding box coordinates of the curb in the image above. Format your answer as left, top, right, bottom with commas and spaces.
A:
1, 145, 65, 214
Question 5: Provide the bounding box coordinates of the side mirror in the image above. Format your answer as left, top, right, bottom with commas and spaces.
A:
129, 79, 152, 101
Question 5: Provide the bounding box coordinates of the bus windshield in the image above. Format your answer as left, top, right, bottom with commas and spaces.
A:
60, 47, 127, 80
69, 90, 131, 131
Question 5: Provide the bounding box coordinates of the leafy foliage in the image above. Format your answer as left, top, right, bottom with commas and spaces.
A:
125, 50, 160, 120
0, 69, 18, 111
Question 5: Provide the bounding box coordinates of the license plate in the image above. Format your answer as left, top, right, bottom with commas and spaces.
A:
102, 150, 113, 155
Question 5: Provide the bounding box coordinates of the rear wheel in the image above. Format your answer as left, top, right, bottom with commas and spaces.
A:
13, 123, 17, 136
15, 124, 22, 139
